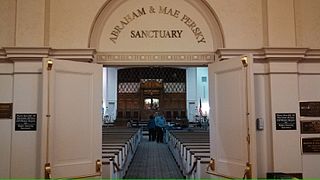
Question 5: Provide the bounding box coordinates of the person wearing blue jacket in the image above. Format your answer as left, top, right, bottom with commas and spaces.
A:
147, 115, 156, 141
154, 112, 166, 143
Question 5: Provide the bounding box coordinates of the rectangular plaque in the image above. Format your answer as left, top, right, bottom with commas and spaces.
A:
0, 103, 13, 119
301, 121, 320, 134
300, 102, 320, 117
276, 113, 296, 130
15, 113, 37, 131
302, 138, 320, 153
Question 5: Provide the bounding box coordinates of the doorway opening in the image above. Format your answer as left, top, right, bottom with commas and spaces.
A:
101, 65, 210, 178
102, 66, 209, 130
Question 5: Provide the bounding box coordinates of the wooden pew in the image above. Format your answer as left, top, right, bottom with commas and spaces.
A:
101, 128, 142, 178
188, 155, 211, 179
167, 130, 211, 179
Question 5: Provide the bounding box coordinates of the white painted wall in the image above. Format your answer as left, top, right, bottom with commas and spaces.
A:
268, 62, 302, 173
207, 0, 264, 48
196, 68, 209, 116
186, 68, 197, 121
266, 0, 296, 46
15, 0, 46, 46
0, 63, 13, 178
186, 67, 209, 121
254, 74, 273, 178
10, 62, 42, 178
0, 0, 15, 46
298, 62, 320, 178
295, 0, 320, 48
49, 0, 106, 48
1, 0, 320, 50
102, 68, 107, 117
105, 67, 118, 121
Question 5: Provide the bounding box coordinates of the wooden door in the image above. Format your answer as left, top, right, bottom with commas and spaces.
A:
40, 58, 102, 178
208, 55, 257, 178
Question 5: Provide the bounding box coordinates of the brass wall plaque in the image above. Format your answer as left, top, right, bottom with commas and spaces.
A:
302, 138, 320, 153
0, 103, 13, 119
301, 121, 320, 134
300, 102, 320, 117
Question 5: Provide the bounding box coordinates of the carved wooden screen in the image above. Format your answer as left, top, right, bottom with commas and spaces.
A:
117, 67, 187, 125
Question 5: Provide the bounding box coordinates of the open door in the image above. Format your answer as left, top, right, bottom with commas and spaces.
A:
207, 55, 257, 178
40, 59, 102, 178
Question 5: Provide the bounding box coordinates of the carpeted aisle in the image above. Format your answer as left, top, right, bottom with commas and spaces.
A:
124, 137, 184, 179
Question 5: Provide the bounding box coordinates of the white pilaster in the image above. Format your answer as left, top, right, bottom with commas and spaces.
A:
268, 60, 302, 173
11, 61, 42, 178
0, 63, 14, 178
106, 67, 118, 121
186, 68, 197, 121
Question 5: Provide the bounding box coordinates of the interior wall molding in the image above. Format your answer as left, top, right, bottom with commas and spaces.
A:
216, 48, 320, 62
1, 47, 320, 65
96, 51, 215, 66
0, 48, 6, 60
0, 47, 96, 62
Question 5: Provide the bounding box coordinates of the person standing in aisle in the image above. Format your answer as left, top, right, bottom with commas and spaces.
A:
155, 112, 166, 143
147, 115, 156, 141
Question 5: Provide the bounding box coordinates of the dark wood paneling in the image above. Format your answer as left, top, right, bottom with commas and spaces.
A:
116, 68, 187, 126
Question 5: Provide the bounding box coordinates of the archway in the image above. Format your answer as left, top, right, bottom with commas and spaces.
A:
89, 0, 224, 66
88, 1, 226, 178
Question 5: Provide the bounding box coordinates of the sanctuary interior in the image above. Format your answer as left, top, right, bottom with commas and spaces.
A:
1, 0, 320, 179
